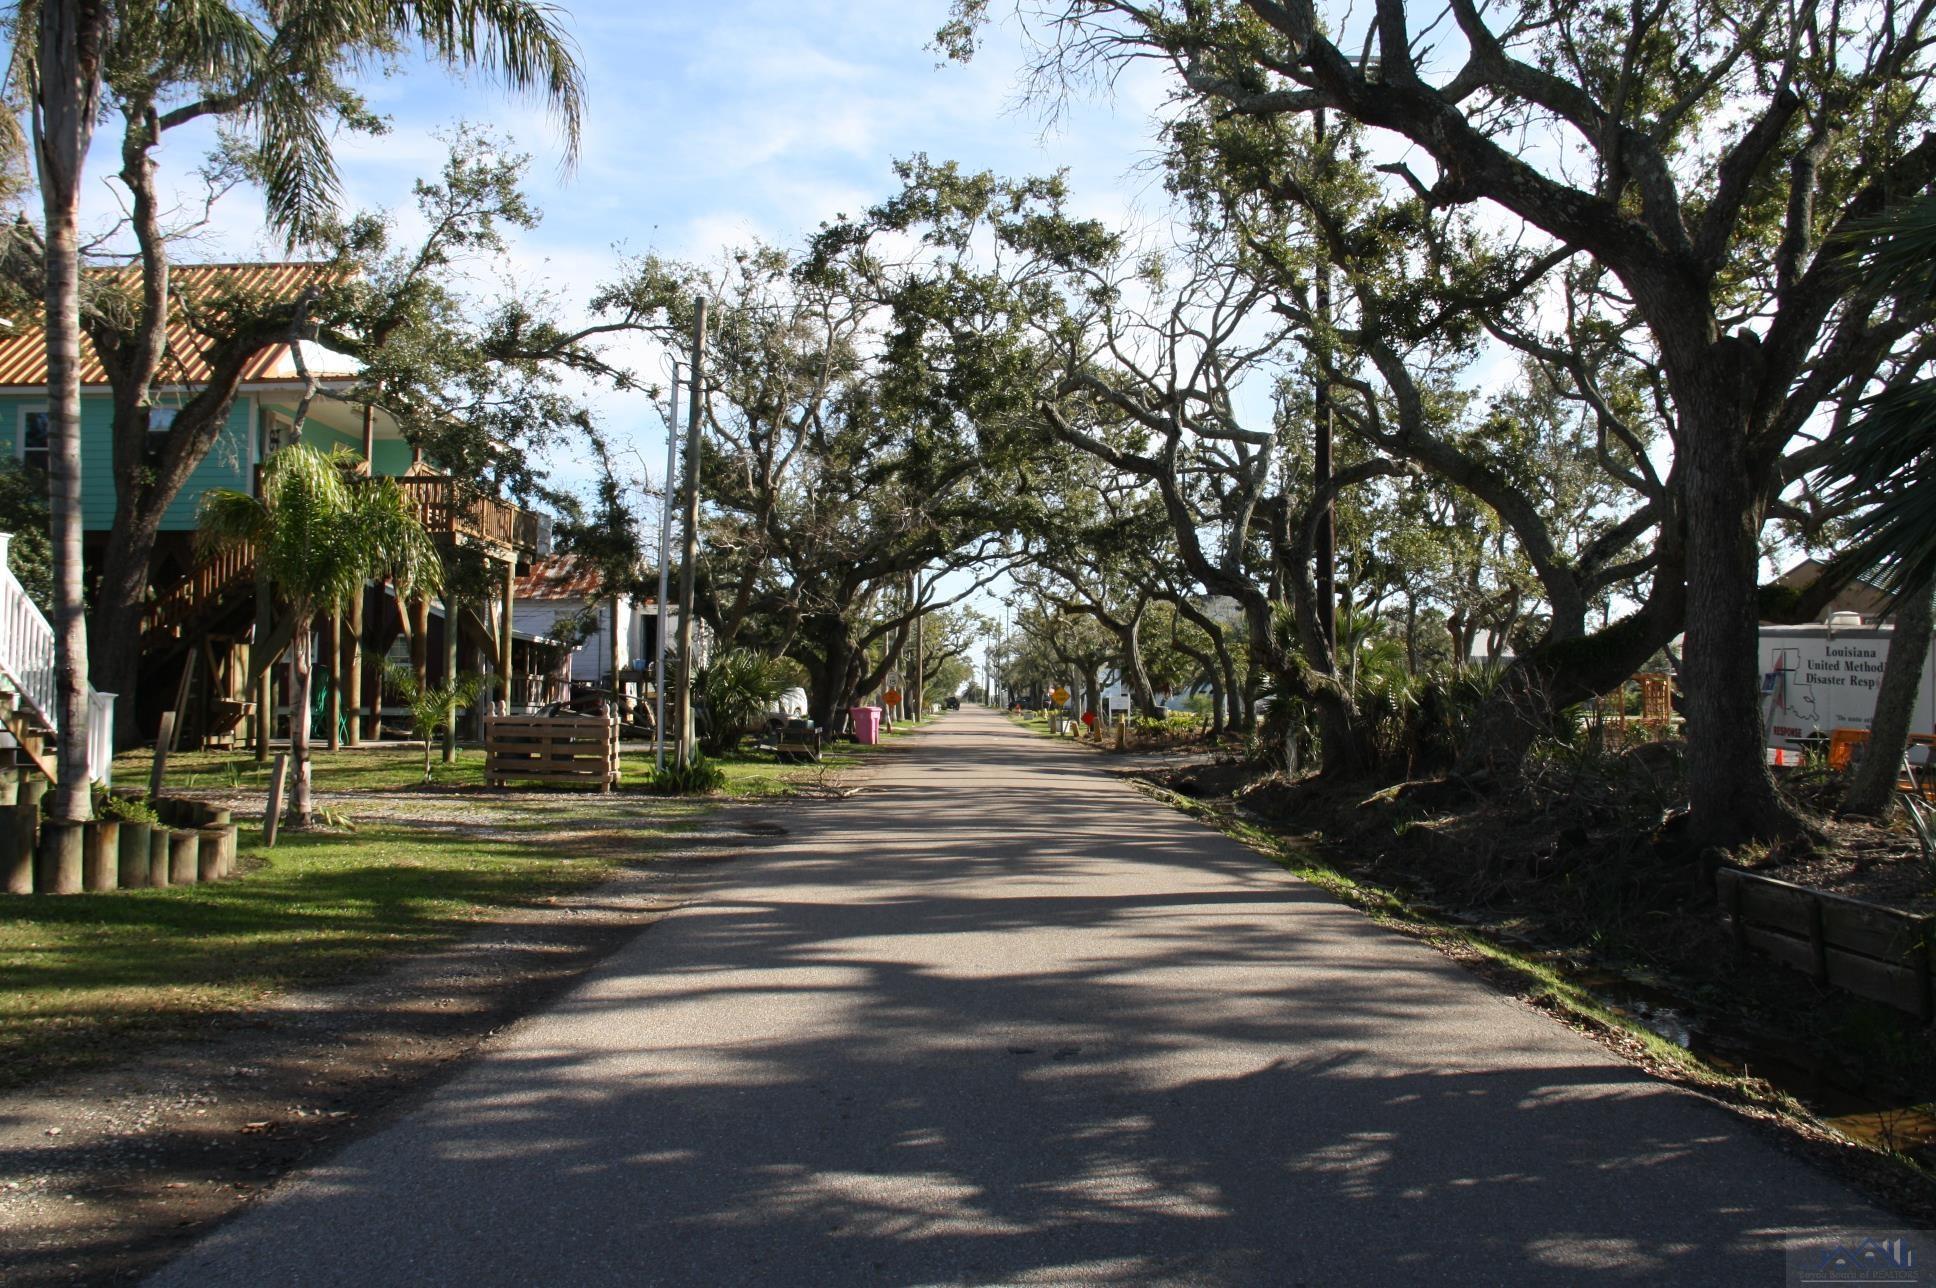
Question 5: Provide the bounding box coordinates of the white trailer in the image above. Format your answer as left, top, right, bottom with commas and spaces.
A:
1758, 620, 1936, 750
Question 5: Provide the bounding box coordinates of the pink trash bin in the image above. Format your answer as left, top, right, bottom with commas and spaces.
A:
851, 705, 883, 745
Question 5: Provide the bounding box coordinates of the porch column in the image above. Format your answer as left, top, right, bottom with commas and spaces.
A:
346, 586, 365, 745
253, 568, 273, 762
443, 595, 459, 763
608, 594, 623, 719
325, 607, 343, 751
411, 593, 430, 690
499, 558, 516, 715
360, 404, 376, 474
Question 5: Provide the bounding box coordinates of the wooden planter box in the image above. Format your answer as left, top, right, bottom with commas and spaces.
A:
484, 715, 620, 791
1717, 866, 1935, 1020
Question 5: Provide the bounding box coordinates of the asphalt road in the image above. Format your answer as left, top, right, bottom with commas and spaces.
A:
151, 708, 1894, 1286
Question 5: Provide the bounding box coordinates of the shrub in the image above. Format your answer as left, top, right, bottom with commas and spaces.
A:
695, 649, 789, 755
644, 752, 726, 795
94, 789, 160, 825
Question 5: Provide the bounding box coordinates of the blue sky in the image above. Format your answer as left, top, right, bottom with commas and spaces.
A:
107, 0, 1176, 501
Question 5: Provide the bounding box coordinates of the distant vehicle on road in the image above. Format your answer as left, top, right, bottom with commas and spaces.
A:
944, 695, 961, 711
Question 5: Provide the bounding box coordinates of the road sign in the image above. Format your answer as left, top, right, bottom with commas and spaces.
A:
882, 689, 902, 707
1050, 686, 1070, 704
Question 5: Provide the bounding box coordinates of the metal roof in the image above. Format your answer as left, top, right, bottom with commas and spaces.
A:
516, 555, 607, 601
0, 262, 354, 389
515, 554, 663, 605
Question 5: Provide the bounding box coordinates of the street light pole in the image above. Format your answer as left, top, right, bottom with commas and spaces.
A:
673, 297, 707, 769
654, 364, 678, 773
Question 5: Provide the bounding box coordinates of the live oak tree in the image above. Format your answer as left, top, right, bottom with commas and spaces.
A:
946, 0, 1936, 850
610, 243, 1021, 728
1158, 101, 1672, 779
1017, 455, 1177, 719
913, 606, 988, 705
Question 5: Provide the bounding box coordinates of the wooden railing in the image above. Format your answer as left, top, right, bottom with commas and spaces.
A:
394, 476, 541, 551
0, 534, 114, 784
143, 541, 256, 645
140, 476, 537, 649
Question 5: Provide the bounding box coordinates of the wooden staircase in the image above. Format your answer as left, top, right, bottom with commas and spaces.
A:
0, 534, 114, 787
0, 689, 56, 781
142, 542, 256, 649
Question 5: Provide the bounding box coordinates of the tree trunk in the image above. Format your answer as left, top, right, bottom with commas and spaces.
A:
1455, 585, 1681, 781
325, 607, 342, 751
289, 616, 315, 827
411, 593, 430, 690
1680, 361, 1807, 850
1844, 578, 1936, 816
33, 0, 109, 823
93, 512, 164, 748
799, 618, 859, 731
253, 567, 276, 763
1404, 595, 1419, 676
1115, 612, 1153, 712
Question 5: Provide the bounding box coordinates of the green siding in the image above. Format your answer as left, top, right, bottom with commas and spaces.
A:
161, 399, 253, 530
298, 420, 360, 455
0, 393, 253, 531
371, 439, 414, 476
255, 402, 412, 477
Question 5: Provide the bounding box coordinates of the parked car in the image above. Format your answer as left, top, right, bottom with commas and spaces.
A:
944, 695, 961, 711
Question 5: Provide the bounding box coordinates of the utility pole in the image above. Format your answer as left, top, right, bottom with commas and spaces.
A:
913, 573, 924, 720
673, 298, 707, 768
1313, 105, 1337, 660
654, 364, 679, 772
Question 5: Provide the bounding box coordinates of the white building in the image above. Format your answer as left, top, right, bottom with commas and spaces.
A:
512, 555, 695, 684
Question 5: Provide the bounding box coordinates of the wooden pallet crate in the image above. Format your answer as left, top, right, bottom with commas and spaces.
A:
484, 715, 620, 791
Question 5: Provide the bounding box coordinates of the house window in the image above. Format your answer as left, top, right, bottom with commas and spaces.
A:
18, 409, 47, 475
146, 406, 177, 465
259, 409, 292, 459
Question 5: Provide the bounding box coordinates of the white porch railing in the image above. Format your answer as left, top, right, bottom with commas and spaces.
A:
0, 533, 114, 785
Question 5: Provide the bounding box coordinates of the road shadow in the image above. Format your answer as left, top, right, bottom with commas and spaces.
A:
147, 712, 1885, 1286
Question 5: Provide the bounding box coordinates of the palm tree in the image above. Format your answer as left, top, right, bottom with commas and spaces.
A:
382, 662, 483, 784
13, 0, 112, 822
6, 0, 584, 822
200, 444, 442, 826
1823, 194, 1936, 815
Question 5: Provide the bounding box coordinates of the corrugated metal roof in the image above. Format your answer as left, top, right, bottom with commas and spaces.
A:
514, 555, 663, 605
0, 262, 354, 389
516, 555, 607, 601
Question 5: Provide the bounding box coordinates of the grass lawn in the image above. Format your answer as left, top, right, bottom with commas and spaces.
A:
0, 728, 913, 1092
0, 811, 688, 1090
114, 738, 875, 799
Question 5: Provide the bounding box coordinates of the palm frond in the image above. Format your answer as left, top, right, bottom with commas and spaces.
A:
1839, 192, 1936, 305
195, 487, 270, 554
1826, 377, 1936, 593
384, 0, 585, 170
210, 442, 444, 617
1820, 194, 1936, 593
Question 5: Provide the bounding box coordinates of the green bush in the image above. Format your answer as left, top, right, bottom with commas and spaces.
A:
94, 789, 160, 825
695, 649, 789, 755
644, 752, 726, 795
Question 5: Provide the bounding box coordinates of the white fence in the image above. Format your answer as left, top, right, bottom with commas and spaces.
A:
0, 534, 114, 785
